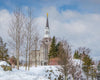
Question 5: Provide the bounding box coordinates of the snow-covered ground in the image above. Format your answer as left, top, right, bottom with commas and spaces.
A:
0, 59, 96, 80
0, 61, 10, 66
73, 59, 83, 65
0, 65, 62, 80
0, 59, 84, 80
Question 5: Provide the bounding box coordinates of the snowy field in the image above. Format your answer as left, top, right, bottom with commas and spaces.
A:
0, 65, 62, 80
0, 60, 91, 80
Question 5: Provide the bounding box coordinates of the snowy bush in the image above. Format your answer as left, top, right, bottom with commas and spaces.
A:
0, 61, 12, 71
0, 61, 10, 66
1, 65, 12, 71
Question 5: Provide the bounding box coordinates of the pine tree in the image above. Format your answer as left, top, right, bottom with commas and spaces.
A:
56, 41, 61, 56
0, 37, 9, 61
82, 54, 92, 80
74, 50, 80, 59
49, 36, 57, 58
97, 61, 100, 71
90, 66, 96, 80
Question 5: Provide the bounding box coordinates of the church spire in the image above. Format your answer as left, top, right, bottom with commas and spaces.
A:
44, 13, 50, 38
46, 13, 49, 28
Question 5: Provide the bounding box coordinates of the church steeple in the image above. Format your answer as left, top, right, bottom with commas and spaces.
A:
44, 13, 50, 38
41, 13, 51, 65
46, 13, 49, 28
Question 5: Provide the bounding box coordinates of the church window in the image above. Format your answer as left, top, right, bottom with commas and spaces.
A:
46, 31, 49, 34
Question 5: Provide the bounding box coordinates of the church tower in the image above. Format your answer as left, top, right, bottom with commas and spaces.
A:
43, 13, 51, 44
44, 13, 50, 39
40, 13, 51, 65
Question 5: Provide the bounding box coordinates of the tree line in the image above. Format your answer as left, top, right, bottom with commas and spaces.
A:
49, 36, 99, 80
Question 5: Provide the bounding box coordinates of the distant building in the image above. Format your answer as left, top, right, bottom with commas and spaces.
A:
49, 57, 61, 65
31, 13, 51, 66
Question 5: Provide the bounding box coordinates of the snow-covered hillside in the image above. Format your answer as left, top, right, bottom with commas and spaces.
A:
0, 59, 95, 80
0, 61, 10, 66
0, 65, 63, 80
0, 59, 85, 80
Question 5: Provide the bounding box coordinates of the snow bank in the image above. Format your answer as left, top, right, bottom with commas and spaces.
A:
73, 59, 83, 67
0, 61, 10, 66
0, 65, 62, 80
0, 60, 88, 80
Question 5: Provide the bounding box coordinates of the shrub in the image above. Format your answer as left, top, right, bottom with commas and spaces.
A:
58, 74, 63, 80
1, 65, 12, 71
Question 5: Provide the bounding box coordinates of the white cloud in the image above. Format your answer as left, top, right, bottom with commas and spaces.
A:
0, 9, 11, 42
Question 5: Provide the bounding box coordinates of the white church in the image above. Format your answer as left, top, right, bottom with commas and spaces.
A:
31, 13, 51, 65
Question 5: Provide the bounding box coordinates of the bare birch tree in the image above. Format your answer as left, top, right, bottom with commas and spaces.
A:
8, 9, 25, 70
24, 8, 39, 70
70, 62, 77, 80
34, 33, 39, 67
58, 40, 72, 80
25, 9, 33, 70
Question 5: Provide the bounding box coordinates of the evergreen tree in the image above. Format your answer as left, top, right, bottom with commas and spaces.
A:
74, 50, 80, 59
82, 54, 92, 80
0, 37, 9, 61
97, 61, 100, 71
90, 66, 96, 80
49, 36, 57, 58
55, 41, 61, 56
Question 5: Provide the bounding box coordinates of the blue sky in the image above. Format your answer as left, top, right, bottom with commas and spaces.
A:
1, 0, 100, 15
0, 0, 100, 60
